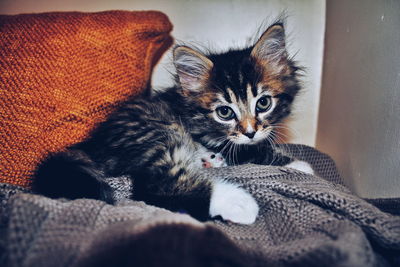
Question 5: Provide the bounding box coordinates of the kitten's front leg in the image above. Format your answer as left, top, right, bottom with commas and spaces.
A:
195, 148, 258, 224
137, 144, 259, 224
285, 160, 314, 174
268, 152, 314, 175
209, 180, 259, 224
143, 174, 259, 224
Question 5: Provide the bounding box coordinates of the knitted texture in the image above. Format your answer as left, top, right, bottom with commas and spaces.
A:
1, 145, 399, 267
0, 11, 173, 188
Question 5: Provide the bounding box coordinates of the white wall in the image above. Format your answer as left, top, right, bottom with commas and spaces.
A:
317, 0, 400, 198
0, 0, 325, 146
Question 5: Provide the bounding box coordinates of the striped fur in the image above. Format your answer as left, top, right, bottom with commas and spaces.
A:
33, 22, 301, 223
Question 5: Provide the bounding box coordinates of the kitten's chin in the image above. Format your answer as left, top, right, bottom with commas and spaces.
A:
230, 132, 269, 145
230, 137, 265, 145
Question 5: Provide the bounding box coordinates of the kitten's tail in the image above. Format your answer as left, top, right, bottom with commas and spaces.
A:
32, 150, 114, 203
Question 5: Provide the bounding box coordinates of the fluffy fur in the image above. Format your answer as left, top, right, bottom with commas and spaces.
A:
33, 22, 310, 224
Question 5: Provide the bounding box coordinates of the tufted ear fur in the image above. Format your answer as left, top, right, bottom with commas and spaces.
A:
173, 46, 213, 92
251, 23, 288, 75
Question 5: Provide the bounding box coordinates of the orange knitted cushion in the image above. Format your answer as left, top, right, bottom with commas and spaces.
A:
0, 11, 173, 188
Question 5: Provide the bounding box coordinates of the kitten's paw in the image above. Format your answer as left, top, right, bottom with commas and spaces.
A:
285, 160, 314, 175
201, 153, 227, 168
209, 181, 259, 224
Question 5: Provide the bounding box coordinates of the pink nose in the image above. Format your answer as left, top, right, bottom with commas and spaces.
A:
202, 162, 212, 168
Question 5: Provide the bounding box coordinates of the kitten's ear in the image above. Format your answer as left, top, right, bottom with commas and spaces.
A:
173, 46, 213, 92
251, 23, 288, 74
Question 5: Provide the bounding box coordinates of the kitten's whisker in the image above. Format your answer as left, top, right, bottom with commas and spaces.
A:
210, 136, 228, 146
270, 132, 286, 147
228, 143, 233, 165
233, 144, 239, 165
267, 136, 277, 166
231, 142, 237, 166
271, 124, 305, 159
273, 123, 302, 141
219, 140, 234, 165
271, 131, 289, 143
270, 131, 303, 161
218, 140, 231, 154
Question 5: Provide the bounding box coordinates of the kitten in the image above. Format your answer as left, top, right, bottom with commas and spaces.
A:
33, 22, 313, 224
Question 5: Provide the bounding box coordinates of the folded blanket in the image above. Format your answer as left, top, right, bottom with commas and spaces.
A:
1, 145, 399, 267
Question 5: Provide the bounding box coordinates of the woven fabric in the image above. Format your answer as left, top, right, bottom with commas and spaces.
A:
206, 166, 399, 266
1, 145, 399, 267
0, 11, 173, 187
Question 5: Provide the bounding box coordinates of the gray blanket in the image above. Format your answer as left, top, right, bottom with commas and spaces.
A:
1, 145, 399, 267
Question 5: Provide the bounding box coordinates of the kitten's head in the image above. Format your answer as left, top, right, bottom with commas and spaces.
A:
173, 23, 301, 147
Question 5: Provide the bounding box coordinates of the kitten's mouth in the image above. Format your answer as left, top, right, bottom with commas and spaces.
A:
230, 129, 271, 145
244, 137, 265, 145
247, 138, 263, 145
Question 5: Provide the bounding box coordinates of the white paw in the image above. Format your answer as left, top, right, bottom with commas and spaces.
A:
209, 181, 259, 224
285, 160, 314, 175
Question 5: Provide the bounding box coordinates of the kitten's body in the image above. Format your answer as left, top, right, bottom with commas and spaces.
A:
33, 23, 312, 224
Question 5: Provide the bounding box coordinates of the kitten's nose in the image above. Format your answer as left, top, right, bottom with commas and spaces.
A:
244, 131, 255, 139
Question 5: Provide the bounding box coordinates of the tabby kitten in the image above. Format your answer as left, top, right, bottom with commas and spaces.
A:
33, 23, 312, 225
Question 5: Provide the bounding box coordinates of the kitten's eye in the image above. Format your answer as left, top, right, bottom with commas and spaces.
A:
256, 96, 272, 112
216, 106, 235, 120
